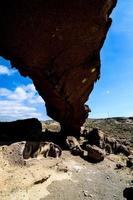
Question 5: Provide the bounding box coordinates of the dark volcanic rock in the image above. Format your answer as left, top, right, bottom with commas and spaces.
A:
85, 128, 105, 148
123, 187, 133, 200
0, 118, 42, 142
116, 163, 125, 169
126, 155, 133, 168
0, 0, 117, 137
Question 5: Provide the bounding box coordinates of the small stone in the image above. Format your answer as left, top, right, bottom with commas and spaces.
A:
88, 194, 93, 198
57, 164, 68, 173
127, 155, 133, 168
83, 191, 93, 198
116, 163, 125, 169
83, 191, 89, 197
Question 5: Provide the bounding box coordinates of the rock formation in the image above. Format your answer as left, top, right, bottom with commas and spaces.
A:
84, 128, 131, 157
86, 144, 106, 162
0, 0, 117, 137
0, 118, 42, 142
123, 187, 133, 200
23, 141, 62, 159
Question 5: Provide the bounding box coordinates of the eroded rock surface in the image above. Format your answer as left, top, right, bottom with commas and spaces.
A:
0, 0, 117, 136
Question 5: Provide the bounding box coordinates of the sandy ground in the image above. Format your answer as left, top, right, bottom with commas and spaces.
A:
0, 142, 132, 200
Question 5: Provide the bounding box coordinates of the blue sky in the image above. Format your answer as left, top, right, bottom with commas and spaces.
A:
89, 0, 133, 118
0, 59, 47, 121
0, 0, 133, 121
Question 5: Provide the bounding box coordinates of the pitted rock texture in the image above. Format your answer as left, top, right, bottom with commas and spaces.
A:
0, 0, 117, 136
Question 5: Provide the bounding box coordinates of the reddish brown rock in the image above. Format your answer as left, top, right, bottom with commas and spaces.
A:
86, 144, 106, 162
0, 0, 117, 137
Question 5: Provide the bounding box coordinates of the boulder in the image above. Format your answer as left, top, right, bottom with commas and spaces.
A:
66, 136, 84, 156
105, 137, 131, 156
0, 118, 42, 142
86, 144, 106, 162
116, 144, 130, 156
123, 187, 133, 200
86, 128, 105, 149
126, 155, 133, 168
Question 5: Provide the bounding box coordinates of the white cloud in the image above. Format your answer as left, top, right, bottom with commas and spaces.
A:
8, 87, 27, 101
0, 88, 11, 96
0, 65, 16, 76
0, 84, 44, 103
0, 84, 45, 121
22, 84, 36, 92
28, 96, 44, 104
0, 100, 44, 121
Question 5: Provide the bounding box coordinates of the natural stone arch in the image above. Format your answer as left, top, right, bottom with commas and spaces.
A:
0, 0, 117, 138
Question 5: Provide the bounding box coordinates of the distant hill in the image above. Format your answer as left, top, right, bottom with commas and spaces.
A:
85, 117, 133, 145
41, 117, 133, 146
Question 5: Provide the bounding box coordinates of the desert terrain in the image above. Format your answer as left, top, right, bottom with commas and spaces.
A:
0, 117, 132, 200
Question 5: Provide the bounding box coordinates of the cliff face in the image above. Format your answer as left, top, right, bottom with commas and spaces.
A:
0, 0, 117, 137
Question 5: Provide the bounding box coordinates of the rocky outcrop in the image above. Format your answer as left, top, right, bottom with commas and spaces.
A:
23, 141, 62, 159
66, 136, 84, 156
126, 155, 133, 168
0, 118, 42, 142
0, 0, 117, 137
86, 144, 106, 162
84, 128, 131, 156
105, 137, 131, 156
85, 128, 105, 148
123, 187, 133, 200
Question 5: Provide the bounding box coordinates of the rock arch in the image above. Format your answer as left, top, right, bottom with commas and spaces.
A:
0, 0, 117, 138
